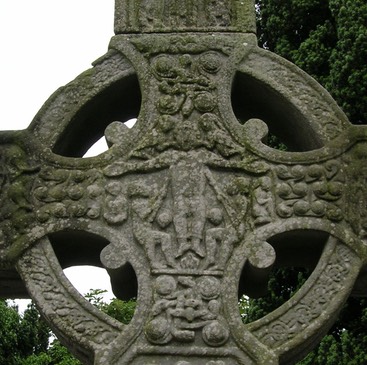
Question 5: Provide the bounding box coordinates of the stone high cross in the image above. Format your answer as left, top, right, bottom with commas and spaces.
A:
1, 1, 366, 364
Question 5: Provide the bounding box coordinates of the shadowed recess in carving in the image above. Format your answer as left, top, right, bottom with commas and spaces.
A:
231, 72, 323, 151
49, 230, 138, 309
106, 261, 138, 302
238, 230, 327, 302
49, 230, 110, 268
83, 118, 137, 157
52, 74, 141, 157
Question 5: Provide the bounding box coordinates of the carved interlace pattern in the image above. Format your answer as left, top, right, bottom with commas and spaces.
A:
145, 275, 228, 346
252, 244, 355, 348
18, 242, 122, 347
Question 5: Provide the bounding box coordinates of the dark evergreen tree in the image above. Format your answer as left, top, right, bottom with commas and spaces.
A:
256, 0, 367, 124
0, 300, 50, 365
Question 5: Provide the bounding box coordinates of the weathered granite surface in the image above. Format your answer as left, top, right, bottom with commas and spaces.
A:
0, 1, 366, 364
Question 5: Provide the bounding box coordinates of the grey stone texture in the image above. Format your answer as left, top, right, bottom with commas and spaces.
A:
1, 0, 367, 364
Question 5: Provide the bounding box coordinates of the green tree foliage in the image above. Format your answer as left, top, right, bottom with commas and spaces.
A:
85, 289, 136, 325
298, 298, 367, 364
256, 0, 367, 124
0, 300, 50, 365
46, 341, 81, 365
240, 268, 310, 323
248, 1, 367, 363
18, 303, 49, 357
0, 291, 136, 365
0, 299, 22, 365
241, 276, 367, 364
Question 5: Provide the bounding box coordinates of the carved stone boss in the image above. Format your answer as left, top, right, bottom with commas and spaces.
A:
0, 1, 366, 364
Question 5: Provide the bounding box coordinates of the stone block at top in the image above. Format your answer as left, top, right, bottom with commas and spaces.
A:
114, 0, 256, 34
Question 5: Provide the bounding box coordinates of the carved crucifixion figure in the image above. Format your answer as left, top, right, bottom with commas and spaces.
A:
0, 1, 366, 364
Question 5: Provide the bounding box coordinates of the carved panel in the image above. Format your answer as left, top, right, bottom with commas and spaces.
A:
0, 144, 39, 245
114, 0, 256, 33
33, 167, 104, 223
249, 240, 360, 353
17, 240, 123, 354
146, 274, 228, 346
345, 144, 367, 239
275, 161, 345, 221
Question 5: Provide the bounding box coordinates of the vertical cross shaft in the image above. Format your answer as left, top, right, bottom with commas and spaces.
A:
114, 0, 256, 34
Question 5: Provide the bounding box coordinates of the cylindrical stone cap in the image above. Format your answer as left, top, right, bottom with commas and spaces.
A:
114, 0, 256, 34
